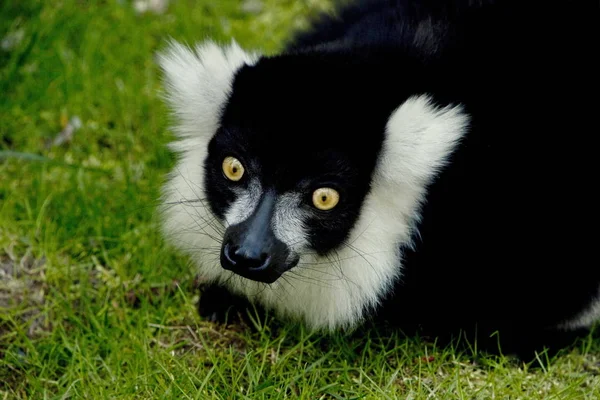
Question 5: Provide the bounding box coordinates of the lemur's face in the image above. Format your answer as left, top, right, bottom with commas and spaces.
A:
203, 57, 389, 283
204, 127, 374, 284
158, 41, 467, 330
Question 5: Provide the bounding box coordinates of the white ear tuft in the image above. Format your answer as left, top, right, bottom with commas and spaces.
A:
157, 39, 260, 142
378, 94, 469, 186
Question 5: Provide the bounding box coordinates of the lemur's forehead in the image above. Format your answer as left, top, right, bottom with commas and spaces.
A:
211, 57, 388, 190
221, 59, 392, 132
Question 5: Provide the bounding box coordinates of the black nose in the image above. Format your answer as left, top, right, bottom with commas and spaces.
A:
220, 190, 291, 284
221, 240, 282, 283
223, 242, 270, 271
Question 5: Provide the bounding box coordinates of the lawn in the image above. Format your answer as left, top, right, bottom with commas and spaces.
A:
1, 0, 599, 398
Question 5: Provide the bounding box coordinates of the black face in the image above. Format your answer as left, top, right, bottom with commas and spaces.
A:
202, 53, 401, 282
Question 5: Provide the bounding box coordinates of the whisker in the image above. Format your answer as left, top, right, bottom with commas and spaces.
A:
290, 266, 344, 281
246, 282, 271, 298
297, 250, 393, 266
285, 271, 337, 289
279, 274, 297, 291
347, 218, 376, 246
173, 167, 226, 237
162, 197, 210, 207
341, 241, 381, 281
172, 186, 223, 243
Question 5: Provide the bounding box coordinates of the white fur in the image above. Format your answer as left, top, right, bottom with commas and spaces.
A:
158, 40, 469, 331
272, 193, 309, 253
224, 179, 262, 226
157, 39, 259, 145
558, 286, 600, 330
381, 95, 468, 186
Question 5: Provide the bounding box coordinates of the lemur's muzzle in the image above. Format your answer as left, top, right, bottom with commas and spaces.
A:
220, 190, 295, 283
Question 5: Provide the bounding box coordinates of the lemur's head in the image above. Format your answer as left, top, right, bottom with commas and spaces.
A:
158, 40, 468, 330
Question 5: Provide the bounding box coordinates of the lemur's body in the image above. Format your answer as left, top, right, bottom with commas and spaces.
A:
158, 0, 600, 358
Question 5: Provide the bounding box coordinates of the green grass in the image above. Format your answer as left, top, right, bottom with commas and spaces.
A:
1, 0, 599, 398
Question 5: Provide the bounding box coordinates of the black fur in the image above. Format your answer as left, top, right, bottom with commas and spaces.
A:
196, 0, 600, 360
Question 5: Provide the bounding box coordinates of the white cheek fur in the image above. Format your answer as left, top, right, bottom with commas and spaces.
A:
272, 193, 309, 253
224, 179, 262, 227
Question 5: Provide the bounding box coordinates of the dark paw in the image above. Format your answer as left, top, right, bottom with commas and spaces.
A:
197, 283, 261, 327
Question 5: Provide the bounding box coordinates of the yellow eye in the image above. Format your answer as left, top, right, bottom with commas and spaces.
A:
222, 156, 245, 181
312, 188, 340, 211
